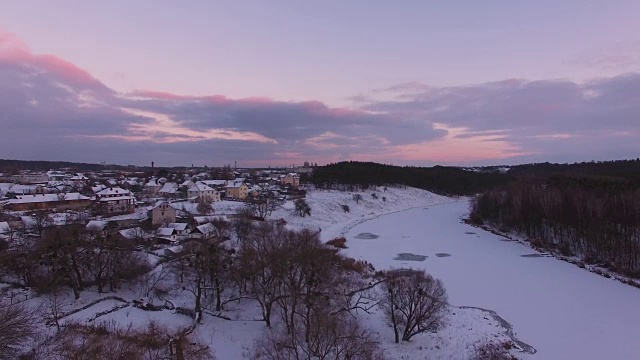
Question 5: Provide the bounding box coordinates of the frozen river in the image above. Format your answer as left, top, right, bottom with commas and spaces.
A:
343, 200, 640, 360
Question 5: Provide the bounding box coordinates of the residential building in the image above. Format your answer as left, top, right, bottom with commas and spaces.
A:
3, 193, 92, 211
226, 180, 248, 199
96, 187, 135, 215
150, 201, 176, 226
188, 182, 220, 202
281, 173, 300, 188
158, 182, 179, 198
167, 222, 190, 237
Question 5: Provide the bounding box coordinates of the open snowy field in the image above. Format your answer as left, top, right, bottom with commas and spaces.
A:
343, 200, 640, 360
272, 186, 451, 241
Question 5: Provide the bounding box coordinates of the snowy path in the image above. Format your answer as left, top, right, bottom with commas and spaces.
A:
343, 200, 640, 360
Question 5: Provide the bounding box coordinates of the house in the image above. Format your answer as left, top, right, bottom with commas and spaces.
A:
96, 187, 135, 215
150, 201, 176, 226
281, 173, 300, 188
191, 222, 216, 239
226, 180, 248, 200
180, 179, 195, 189
10, 184, 45, 195
3, 193, 92, 211
156, 227, 177, 243
118, 227, 150, 242
167, 222, 190, 237
144, 179, 161, 195
70, 173, 89, 184
6, 173, 49, 184
85, 220, 109, 233
188, 182, 220, 202
193, 215, 228, 225
158, 182, 179, 198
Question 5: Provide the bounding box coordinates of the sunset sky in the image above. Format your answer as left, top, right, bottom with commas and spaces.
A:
1, 1, 640, 167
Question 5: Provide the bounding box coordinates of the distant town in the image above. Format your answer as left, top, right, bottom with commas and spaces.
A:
0, 162, 315, 245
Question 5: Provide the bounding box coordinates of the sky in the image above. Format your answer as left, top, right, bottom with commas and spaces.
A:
1, 1, 640, 167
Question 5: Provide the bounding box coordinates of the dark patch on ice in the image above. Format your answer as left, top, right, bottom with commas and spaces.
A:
521, 253, 544, 258
464, 231, 476, 235
394, 253, 427, 261
458, 305, 537, 355
401, 235, 410, 239
354, 232, 379, 240
435, 253, 451, 258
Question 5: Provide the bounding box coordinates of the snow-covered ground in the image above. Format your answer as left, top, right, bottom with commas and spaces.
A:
19, 188, 640, 359
343, 200, 640, 360
272, 186, 451, 241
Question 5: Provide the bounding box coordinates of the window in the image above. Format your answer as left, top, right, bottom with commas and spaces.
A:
161, 211, 165, 216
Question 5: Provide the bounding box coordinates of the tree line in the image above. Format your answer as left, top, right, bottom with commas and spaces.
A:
311, 161, 511, 196
470, 176, 640, 278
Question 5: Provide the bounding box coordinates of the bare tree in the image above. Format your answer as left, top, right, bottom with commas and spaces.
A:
379, 269, 448, 343
0, 301, 39, 359
353, 193, 363, 204
252, 309, 384, 360
196, 196, 214, 215
43, 291, 66, 332
294, 198, 311, 217
30, 210, 53, 238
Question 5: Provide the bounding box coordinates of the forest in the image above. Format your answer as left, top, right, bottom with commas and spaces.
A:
310, 161, 512, 196
470, 175, 640, 278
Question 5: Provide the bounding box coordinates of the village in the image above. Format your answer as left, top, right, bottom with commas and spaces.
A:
0, 164, 311, 251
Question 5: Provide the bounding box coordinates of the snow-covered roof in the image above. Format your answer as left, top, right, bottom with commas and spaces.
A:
189, 182, 215, 192
70, 173, 88, 180
97, 187, 131, 196
7, 193, 90, 205
167, 222, 188, 231
195, 223, 216, 235
201, 180, 227, 186
86, 220, 109, 231
118, 227, 147, 240
91, 185, 107, 193
226, 180, 246, 189
98, 195, 135, 202
9, 184, 42, 194
180, 180, 194, 186
157, 227, 176, 237
159, 182, 178, 193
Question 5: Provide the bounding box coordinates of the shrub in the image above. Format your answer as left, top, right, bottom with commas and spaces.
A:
327, 237, 348, 249
473, 341, 518, 360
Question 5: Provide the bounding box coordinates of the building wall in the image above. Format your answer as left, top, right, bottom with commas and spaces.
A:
6, 199, 92, 211
152, 204, 177, 225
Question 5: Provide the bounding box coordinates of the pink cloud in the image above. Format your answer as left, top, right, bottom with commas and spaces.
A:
0, 29, 108, 91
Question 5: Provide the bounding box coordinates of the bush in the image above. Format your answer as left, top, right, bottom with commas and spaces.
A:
341, 204, 350, 213
327, 237, 348, 249
473, 341, 518, 360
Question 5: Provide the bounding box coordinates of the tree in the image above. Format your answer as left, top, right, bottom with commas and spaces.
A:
30, 210, 53, 238
0, 301, 39, 360
379, 269, 448, 343
248, 193, 282, 220
371, 193, 378, 199
341, 204, 350, 213
353, 193, 363, 204
294, 198, 311, 217
196, 196, 214, 215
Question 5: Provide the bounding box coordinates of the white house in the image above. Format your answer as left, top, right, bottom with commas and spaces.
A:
188, 182, 220, 202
